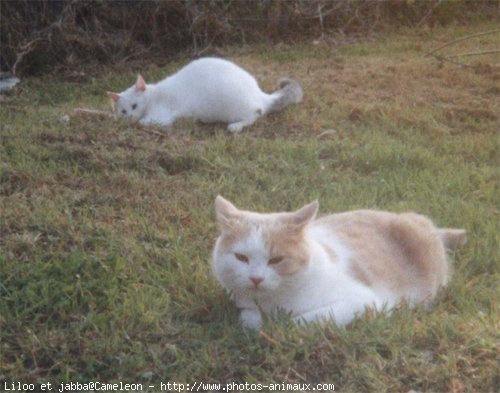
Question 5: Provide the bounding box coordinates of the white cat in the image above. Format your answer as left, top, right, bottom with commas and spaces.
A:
107, 57, 303, 132
212, 196, 466, 330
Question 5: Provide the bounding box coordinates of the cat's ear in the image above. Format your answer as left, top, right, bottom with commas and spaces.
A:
107, 91, 120, 102
438, 228, 466, 250
291, 201, 318, 228
135, 74, 146, 92
215, 195, 240, 228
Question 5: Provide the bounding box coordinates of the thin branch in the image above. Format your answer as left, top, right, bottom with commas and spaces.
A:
430, 55, 475, 68
445, 50, 500, 58
425, 30, 500, 57
318, 3, 324, 36
71, 108, 114, 117
12, 38, 45, 75
417, 0, 442, 28
259, 331, 278, 346
136, 126, 169, 138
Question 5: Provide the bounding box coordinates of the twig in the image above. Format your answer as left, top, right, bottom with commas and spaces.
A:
342, 5, 363, 33
317, 3, 324, 37
445, 50, 500, 58
136, 126, 168, 137
71, 108, 114, 117
10, 1, 74, 75
429, 55, 474, 68
259, 331, 278, 346
12, 38, 45, 75
417, 0, 442, 28
425, 30, 500, 57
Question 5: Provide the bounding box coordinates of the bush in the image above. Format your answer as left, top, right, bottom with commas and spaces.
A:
0, 0, 495, 75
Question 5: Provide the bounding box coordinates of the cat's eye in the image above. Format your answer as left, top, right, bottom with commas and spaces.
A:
234, 253, 249, 263
131, 103, 137, 110
268, 256, 284, 265
121, 109, 127, 114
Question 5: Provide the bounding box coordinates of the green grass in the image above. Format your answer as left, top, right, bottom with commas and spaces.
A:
1, 23, 498, 392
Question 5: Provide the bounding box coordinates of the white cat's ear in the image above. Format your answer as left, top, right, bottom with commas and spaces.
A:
215, 195, 240, 226
107, 91, 120, 102
135, 74, 146, 92
291, 201, 319, 227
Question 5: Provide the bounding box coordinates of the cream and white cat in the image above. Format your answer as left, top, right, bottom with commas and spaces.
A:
212, 196, 466, 330
107, 57, 303, 132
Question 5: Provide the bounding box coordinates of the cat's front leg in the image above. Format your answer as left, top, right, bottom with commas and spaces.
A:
139, 112, 175, 127
239, 308, 262, 330
139, 116, 159, 126
294, 301, 369, 328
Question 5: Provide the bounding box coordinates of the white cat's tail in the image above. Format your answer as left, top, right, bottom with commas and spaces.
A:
265, 78, 303, 114
438, 229, 467, 250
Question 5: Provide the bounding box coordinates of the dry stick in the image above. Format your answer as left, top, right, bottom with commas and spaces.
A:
11, 1, 73, 75
12, 38, 44, 75
71, 108, 113, 117
259, 331, 278, 346
430, 55, 474, 68
445, 50, 500, 59
425, 29, 500, 57
136, 126, 168, 138
429, 50, 500, 68
416, 0, 443, 28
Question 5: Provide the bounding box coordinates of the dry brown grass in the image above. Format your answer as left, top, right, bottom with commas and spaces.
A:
216, 26, 499, 138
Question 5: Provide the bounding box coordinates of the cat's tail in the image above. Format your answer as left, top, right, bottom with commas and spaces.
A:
265, 78, 303, 114
438, 229, 467, 250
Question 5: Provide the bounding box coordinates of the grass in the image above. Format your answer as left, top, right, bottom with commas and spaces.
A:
1, 23, 498, 392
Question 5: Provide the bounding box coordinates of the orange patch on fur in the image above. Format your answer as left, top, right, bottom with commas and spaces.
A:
218, 221, 250, 251
264, 224, 310, 276
318, 210, 452, 303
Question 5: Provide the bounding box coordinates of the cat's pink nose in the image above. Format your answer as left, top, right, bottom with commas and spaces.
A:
250, 277, 264, 287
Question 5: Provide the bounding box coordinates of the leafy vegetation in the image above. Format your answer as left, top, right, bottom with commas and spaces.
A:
1, 23, 498, 392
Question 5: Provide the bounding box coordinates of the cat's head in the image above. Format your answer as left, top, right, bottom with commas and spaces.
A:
107, 74, 149, 120
212, 196, 318, 296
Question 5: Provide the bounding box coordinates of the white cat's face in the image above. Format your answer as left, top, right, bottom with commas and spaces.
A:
107, 75, 148, 120
212, 196, 318, 298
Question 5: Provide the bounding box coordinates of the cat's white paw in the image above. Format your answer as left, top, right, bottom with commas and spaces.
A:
227, 122, 245, 133
239, 309, 262, 330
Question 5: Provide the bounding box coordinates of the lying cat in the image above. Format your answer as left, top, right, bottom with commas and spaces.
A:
107, 57, 303, 132
212, 196, 466, 330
